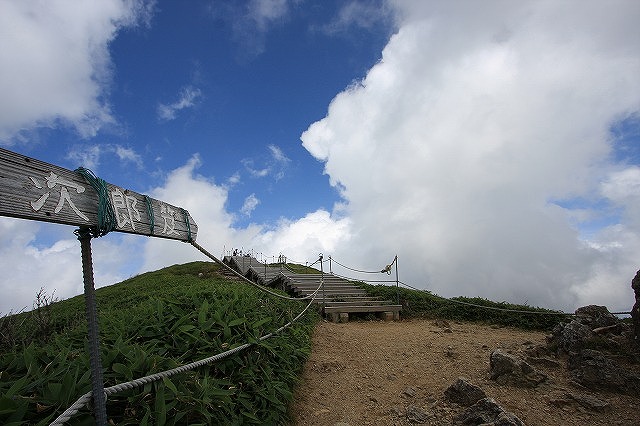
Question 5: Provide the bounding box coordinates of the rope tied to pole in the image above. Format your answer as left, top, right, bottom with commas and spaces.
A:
75, 167, 116, 238
329, 256, 387, 274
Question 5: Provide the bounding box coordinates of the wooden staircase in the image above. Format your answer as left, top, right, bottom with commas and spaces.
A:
223, 256, 401, 322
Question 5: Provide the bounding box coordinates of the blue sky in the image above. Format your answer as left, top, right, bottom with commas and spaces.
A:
1, 0, 639, 315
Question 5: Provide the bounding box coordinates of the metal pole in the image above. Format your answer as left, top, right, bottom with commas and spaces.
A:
329, 255, 332, 274
319, 254, 325, 313
394, 255, 399, 305
76, 227, 107, 426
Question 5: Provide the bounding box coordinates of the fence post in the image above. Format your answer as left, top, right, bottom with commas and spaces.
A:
394, 255, 399, 306
76, 227, 108, 426
632, 270, 640, 344
319, 254, 325, 312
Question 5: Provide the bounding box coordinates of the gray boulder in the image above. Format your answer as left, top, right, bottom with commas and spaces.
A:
489, 349, 547, 387
548, 392, 611, 413
568, 349, 640, 395
575, 305, 618, 328
548, 320, 595, 355
453, 398, 525, 426
405, 405, 430, 423
444, 377, 487, 407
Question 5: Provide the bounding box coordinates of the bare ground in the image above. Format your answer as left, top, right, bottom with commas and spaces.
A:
290, 319, 640, 426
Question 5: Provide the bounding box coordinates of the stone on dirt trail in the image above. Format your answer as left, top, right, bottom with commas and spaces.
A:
453, 397, 525, 426
444, 377, 487, 407
489, 349, 547, 387
568, 349, 640, 395
405, 405, 430, 423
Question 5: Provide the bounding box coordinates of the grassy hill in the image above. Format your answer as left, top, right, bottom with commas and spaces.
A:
0, 259, 573, 425
0, 261, 319, 425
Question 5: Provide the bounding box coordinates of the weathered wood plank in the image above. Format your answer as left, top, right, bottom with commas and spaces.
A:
0, 147, 198, 241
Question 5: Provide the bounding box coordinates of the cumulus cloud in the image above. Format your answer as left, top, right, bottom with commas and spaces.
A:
0, 218, 137, 314
0, 0, 154, 143
301, 0, 640, 311
255, 210, 351, 259
157, 86, 202, 121
136, 155, 349, 273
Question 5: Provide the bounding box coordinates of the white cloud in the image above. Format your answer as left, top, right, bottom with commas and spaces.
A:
242, 158, 271, 178
157, 86, 203, 121
241, 193, 260, 216
322, 0, 392, 34
241, 144, 290, 180
140, 155, 237, 271
0, 218, 137, 314
66, 144, 144, 171
66, 145, 104, 170
268, 144, 289, 164
227, 172, 241, 186
301, 0, 640, 311
138, 156, 349, 277
248, 0, 290, 31
214, 0, 298, 57
114, 145, 144, 168
2, 0, 639, 317
0, 0, 153, 143
256, 210, 351, 258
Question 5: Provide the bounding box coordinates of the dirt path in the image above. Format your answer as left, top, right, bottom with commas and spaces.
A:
290, 319, 640, 425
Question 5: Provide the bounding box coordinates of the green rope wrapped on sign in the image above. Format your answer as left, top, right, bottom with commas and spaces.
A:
180, 208, 193, 242
75, 167, 116, 237
143, 195, 155, 235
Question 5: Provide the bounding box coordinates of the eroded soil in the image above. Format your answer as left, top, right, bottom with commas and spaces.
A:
290, 319, 640, 425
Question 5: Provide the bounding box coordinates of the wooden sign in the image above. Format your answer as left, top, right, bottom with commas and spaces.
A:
0, 147, 197, 242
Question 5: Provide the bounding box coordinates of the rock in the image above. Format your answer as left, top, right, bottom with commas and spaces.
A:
403, 387, 417, 397
489, 349, 547, 387
575, 305, 618, 328
525, 356, 561, 369
548, 392, 611, 413
523, 343, 551, 358
444, 377, 487, 407
453, 398, 525, 426
445, 346, 458, 358
548, 320, 595, 355
568, 349, 640, 395
592, 324, 622, 335
406, 405, 430, 423
569, 393, 611, 413
391, 405, 404, 416
434, 318, 450, 328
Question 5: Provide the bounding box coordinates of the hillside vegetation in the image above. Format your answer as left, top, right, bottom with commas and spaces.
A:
359, 283, 568, 330
0, 261, 318, 425
0, 260, 574, 425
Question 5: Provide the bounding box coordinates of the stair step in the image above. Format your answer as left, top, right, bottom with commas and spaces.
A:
324, 305, 402, 313
323, 300, 395, 307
